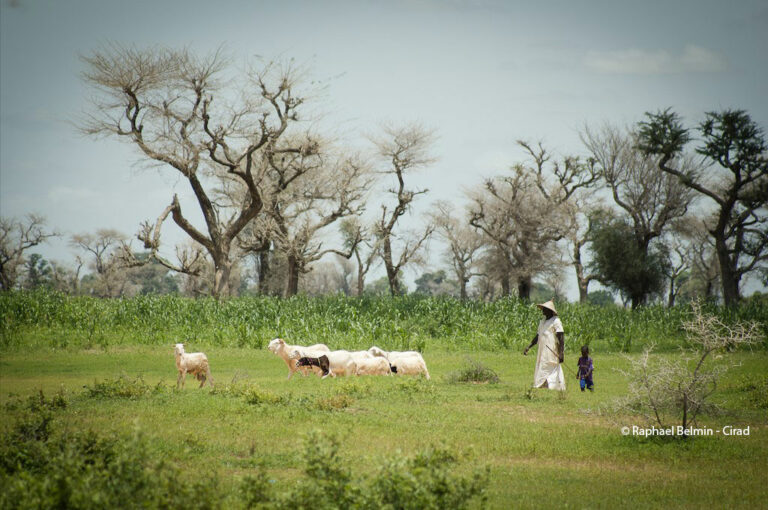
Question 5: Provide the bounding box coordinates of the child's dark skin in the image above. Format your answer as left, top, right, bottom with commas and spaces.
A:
577, 346, 592, 379
577, 345, 594, 391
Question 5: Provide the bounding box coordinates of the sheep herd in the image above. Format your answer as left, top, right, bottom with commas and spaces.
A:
173, 338, 430, 389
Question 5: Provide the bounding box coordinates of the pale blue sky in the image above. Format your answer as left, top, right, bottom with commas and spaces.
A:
1, 0, 767, 297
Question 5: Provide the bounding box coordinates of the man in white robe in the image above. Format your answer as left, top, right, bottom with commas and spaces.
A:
523, 300, 565, 390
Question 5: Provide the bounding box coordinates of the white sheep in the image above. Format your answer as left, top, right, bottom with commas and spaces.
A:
291, 349, 357, 378
349, 350, 375, 362
268, 338, 330, 379
389, 355, 430, 379
368, 346, 430, 379
174, 343, 214, 388
354, 356, 392, 376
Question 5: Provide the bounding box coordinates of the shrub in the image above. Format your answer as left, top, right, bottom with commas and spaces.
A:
240, 431, 489, 510
0, 396, 225, 510
315, 394, 355, 411
211, 381, 288, 406
446, 358, 500, 384
367, 446, 489, 510
82, 374, 167, 400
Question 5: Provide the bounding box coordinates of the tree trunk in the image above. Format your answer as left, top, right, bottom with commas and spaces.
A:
386, 266, 401, 296
460, 278, 468, 300
573, 240, 590, 303
382, 237, 401, 296
213, 261, 231, 300
285, 254, 300, 297
257, 248, 271, 295
578, 280, 589, 304
715, 233, 741, 306
356, 269, 365, 296
500, 277, 510, 297
517, 276, 532, 300
667, 278, 676, 308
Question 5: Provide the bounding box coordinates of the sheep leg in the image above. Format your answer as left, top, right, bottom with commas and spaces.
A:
206, 366, 214, 388
177, 369, 186, 389
198, 374, 206, 388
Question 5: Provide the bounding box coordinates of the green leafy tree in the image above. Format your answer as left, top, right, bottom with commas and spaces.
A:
587, 289, 616, 306
588, 212, 670, 308
364, 275, 407, 296
637, 108, 768, 306
22, 253, 52, 290
414, 270, 458, 296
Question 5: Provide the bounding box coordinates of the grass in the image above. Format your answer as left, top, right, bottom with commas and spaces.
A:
2, 345, 767, 508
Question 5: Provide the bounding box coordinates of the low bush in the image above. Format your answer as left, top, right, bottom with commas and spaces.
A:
446, 359, 500, 384
315, 394, 355, 411
82, 374, 168, 400
0, 391, 224, 510
240, 430, 489, 509
211, 381, 288, 406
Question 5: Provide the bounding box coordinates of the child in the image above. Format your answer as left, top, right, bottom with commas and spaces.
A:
576, 345, 594, 392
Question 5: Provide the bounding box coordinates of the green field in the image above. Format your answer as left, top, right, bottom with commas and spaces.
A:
2, 345, 767, 509
2, 292, 767, 508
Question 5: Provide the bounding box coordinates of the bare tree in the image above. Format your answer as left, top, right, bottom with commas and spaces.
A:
81, 45, 314, 298
430, 202, 485, 300
568, 217, 598, 304
469, 142, 597, 299
48, 257, 83, 294
339, 218, 377, 296
71, 229, 130, 297
299, 258, 354, 296
0, 215, 58, 291
582, 123, 696, 252
370, 124, 436, 296
637, 109, 768, 306
265, 149, 369, 296
675, 216, 721, 301
661, 234, 691, 307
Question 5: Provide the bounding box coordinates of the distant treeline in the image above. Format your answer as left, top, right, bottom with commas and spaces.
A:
1, 291, 766, 353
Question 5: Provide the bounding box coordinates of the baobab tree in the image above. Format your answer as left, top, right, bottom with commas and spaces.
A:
264, 151, 370, 296
469, 141, 598, 299
227, 134, 370, 296
81, 45, 314, 298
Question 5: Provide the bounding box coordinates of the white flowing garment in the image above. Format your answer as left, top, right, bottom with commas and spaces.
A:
533, 316, 565, 390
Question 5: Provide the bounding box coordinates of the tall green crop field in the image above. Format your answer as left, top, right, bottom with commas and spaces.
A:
2, 290, 766, 353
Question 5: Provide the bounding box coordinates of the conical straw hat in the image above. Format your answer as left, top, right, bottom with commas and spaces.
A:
536, 300, 558, 315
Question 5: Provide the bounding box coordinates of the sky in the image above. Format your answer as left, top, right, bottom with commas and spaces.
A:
1, 0, 767, 298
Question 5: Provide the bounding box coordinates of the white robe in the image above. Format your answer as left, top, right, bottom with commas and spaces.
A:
533, 316, 565, 390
